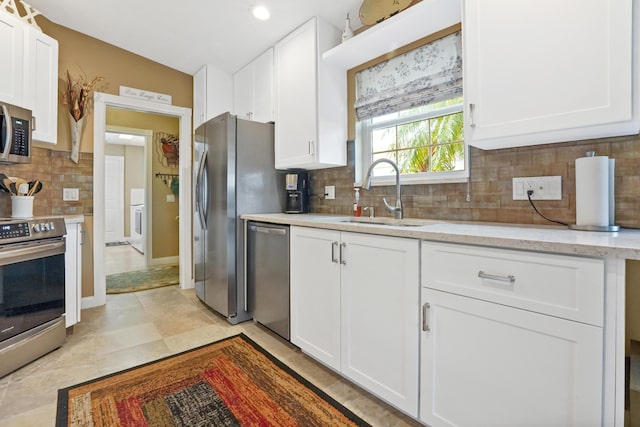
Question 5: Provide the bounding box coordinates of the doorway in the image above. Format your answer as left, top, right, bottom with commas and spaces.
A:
104, 125, 152, 277
90, 92, 192, 309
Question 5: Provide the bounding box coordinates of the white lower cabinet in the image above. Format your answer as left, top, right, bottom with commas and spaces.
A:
290, 226, 420, 416
64, 220, 83, 327
420, 241, 605, 427
290, 227, 341, 370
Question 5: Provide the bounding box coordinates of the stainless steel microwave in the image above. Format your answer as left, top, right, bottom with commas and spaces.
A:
0, 102, 32, 165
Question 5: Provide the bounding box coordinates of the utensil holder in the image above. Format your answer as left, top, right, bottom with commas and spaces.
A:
11, 196, 34, 218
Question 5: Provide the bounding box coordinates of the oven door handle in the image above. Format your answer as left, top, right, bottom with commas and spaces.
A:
0, 240, 65, 266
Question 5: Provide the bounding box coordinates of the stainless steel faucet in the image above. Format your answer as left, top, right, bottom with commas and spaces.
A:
363, 158, 402, 219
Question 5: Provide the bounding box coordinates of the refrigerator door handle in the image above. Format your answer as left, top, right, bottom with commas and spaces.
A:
196, 150, 208, 228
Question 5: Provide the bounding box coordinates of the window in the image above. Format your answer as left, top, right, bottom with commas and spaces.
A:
355, 30, 466, 185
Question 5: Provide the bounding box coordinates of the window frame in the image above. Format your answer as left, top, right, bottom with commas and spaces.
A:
357, 101, 468, 187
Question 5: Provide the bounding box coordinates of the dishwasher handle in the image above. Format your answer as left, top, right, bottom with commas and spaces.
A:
249, 225, 287, 235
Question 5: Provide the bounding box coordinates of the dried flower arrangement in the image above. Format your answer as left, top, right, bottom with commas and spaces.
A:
63, 70, 104, 122
62, 71, 103, 163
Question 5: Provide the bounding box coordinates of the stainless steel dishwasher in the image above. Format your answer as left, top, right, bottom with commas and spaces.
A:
247, 221, 290, 340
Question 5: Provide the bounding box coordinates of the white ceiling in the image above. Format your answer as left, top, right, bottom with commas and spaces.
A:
26, 0, 364, 75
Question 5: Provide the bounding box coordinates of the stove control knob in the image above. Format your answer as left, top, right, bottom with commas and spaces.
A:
33, 224, 42, 233
43, 223, 50, 231
49, 222, 55, 231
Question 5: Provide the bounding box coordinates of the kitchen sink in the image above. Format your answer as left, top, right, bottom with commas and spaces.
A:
340, 217, 435, 227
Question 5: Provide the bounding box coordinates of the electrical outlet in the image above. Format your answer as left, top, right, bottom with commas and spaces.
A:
63, 188, 79, 201
325, 185, 335, 200
512, 176, 562, 200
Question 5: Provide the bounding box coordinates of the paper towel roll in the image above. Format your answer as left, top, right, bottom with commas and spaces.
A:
609, 158, 615, 226
575, 155, 610, 227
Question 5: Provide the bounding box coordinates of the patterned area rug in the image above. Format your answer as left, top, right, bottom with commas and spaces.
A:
106, 265, 179, 294
56, 334, 369, 427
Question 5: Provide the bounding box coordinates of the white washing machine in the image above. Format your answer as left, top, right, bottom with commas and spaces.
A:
129, 188, 145, 254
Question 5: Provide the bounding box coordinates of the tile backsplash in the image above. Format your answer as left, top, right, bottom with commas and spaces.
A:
0, 147, 93, 218
310, 134, 640, 229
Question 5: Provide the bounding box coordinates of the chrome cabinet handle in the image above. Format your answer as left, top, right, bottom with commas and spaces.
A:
478, 271, 516, 284
422, 303, 431, 332
339, 242, 347, 265
331, 241, 339, 263
469, 103, 476, 127
308, 140, 315, 157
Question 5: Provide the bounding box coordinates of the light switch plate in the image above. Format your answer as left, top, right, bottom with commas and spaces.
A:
63, 188, 80, 201
325, 185, 336, 200
166, 194, 175, 203
512, 176, 562, 200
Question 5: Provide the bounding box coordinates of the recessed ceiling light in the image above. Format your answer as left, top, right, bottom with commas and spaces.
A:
252, 5, 270, 20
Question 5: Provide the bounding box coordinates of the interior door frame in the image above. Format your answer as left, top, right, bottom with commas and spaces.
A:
89, 92, 193, 308
105, 125, 153, 267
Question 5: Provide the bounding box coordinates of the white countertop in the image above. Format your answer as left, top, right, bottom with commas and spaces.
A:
241, 213, 640, 260
63, 215, 84, 224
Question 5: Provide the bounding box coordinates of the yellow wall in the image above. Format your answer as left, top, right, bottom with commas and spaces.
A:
27, 15, 192, 296
106, 108, 180, 259
35, 16, 193, 153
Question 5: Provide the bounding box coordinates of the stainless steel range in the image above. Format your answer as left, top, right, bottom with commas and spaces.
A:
0, 217, 67, 377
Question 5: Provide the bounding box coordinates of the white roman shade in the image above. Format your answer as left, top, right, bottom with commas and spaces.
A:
355, 31, 462, 121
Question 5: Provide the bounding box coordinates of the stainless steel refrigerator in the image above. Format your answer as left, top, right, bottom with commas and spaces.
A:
194, 112, 284, 324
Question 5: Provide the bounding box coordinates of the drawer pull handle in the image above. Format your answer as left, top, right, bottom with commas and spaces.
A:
422, 303, 431, 332
478, 271, 516, 284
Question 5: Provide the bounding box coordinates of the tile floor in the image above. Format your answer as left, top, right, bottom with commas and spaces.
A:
105, 244, 147, 275
0, 285, 422, 427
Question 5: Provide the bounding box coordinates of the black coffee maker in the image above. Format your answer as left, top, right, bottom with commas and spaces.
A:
285, 170, 309, 213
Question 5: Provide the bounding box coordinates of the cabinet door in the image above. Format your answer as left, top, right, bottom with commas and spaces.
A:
420, 288, 603, 427
24, 28, 58, 144
193, 66, 206, 130
64, 222, 83, 327
340, 233, 420, 416
290, 226, 341, 370
233, 62, 253, 120
0, 12, 24, 105
274, 19, 317, 169
464, 0, 635, 149
205, 65, 233, 121
252, 48, 273, 123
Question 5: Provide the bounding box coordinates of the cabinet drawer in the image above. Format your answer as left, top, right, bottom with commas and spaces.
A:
421, 242, 604, 326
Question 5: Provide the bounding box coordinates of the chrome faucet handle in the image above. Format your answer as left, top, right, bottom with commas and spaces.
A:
383, 198, 403, 219
363, 206, 375, 218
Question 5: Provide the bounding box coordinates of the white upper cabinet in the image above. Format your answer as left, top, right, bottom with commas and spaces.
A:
464, 0, 639, 149
193, 65, 207, 130
233, 48, 273, 123
193, 64, 233, 130
24, 27, 58, 144
0, 11, 58, 144
0, 11, 24, 106
274, 17, 346, 170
